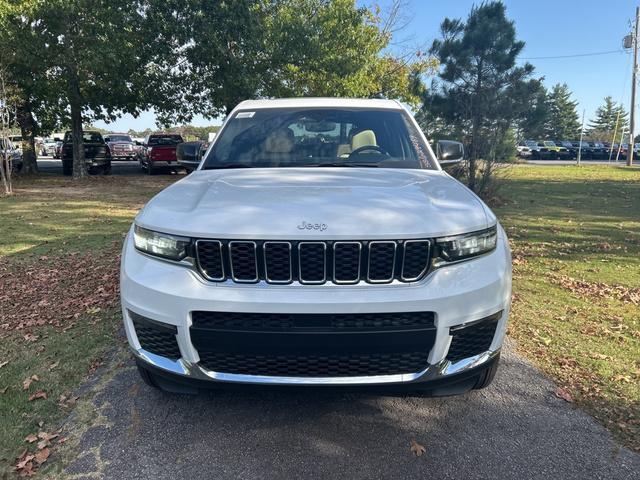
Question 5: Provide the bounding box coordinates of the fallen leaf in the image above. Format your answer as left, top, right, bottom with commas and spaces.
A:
23, 333, 39, 342
555, 387, 573, 403
24, 434, 38, 443
48, 361, 59, 371
410, 439, 426, 457
0, 387, 8, 394
22, 375, 39, 390
28, 390, 47, 401
0, 360, 8, 368
34, 447, 50, 465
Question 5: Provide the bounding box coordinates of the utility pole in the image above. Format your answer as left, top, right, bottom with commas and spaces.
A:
577, 109, 585, 166
628, 6, 639, 167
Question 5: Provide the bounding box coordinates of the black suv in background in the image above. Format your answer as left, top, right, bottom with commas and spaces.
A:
554, 141, 577, 159
61, 131, 112, 175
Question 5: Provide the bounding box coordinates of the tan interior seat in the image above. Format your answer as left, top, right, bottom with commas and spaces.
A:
337, 129, 378, 158
262, 128, 295, 166
351, 130, 377, 151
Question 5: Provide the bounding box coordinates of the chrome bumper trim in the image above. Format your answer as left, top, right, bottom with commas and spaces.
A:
132, 347, 500, 386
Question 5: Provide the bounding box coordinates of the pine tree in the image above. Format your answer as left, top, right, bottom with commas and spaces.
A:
588, 96, 628, 134
546, 83, 581, 139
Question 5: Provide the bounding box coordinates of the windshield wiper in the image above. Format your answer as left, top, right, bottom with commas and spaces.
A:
205, 164, 253, 170
305, 162, 379, 168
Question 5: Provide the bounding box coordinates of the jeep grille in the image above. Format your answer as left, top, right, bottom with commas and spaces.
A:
195, 239, 432, 285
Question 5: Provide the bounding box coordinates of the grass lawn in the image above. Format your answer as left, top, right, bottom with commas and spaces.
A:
494, 164, 640, 451
0, 174, 176, 477
0, 165, 638, 475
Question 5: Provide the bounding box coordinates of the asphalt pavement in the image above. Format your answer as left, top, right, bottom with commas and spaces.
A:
61, 340, 639, 480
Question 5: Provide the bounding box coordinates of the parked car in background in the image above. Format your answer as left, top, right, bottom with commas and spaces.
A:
554, 141, 577, 159
588, 141, 607, 159
53, 141, 63, 159
176, 140, 207, 172
104, 133, 136, 160
571, 141, 594, 159
537, 140, 570, 159
138, 133, 184, 175
519, 140, 554, 159
8, 135, 23, 156
516, 142, 532, 158
61, 131, 112, 175
1, 138, 23, 174
40, 138, 59, 156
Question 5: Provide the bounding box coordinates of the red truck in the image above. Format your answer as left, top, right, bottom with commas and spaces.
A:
138, 133, 184, 175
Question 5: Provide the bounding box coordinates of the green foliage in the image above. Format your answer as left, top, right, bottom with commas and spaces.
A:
588, 96, 628, 135
546, 83, 581, 140
423, 1, 536, 191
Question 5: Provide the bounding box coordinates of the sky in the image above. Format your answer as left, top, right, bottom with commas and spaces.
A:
95, 0, 638, 132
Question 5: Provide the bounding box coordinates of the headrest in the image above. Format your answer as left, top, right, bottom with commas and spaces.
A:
264, 128, 294, 154
351, 130, 377, 150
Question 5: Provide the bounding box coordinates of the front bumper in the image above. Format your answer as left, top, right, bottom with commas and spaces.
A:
121, 226, 512, 388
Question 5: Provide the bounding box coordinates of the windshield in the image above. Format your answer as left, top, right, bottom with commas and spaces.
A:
202, 108, 435, 169
525, 140, 537, 147
148, 135, 183, 146
543, 141, 556, 147
106, 135, 132, 142
63, 131, 104, 143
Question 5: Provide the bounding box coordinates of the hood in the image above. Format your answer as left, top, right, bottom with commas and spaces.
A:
135, 168, 491, 239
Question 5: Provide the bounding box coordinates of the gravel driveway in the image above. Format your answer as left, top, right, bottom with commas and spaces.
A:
61, 341, 639, 480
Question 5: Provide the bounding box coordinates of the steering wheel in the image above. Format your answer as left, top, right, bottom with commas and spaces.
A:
348, 145, 389, 157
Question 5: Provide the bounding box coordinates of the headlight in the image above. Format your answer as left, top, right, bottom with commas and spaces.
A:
433, 226, 497, 265
133, 225, 190, 260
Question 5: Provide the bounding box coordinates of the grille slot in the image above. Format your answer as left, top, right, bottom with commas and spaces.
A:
402, 240, 431, 281
195, 240, 224, 280
368, 241, 396, 283
194, 239, 432, 285
264, 242, 292, 283
333, 242, 361, 284
447, 313, 501, 362
298, 242, 326, 284
198, 351, 429, 377
229, 241, 258, 282
130, 311, 181, 360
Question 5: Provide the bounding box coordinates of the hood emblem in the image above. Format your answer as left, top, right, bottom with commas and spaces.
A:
298, 221, 327, 231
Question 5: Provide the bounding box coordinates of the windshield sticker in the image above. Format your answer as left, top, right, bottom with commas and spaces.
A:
236, 111, 255, 118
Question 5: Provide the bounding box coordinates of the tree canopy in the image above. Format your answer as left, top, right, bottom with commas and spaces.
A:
422, 1, 537, 191
546, 83, 581, 140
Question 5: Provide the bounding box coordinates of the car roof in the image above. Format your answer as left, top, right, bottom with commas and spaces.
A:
234, 97, 404, 111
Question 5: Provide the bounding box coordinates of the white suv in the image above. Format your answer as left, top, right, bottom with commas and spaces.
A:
121, 98, 512, 395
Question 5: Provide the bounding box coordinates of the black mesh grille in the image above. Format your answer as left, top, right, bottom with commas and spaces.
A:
264, 242, 291, 282
402, 241, 430, 280
333, 243, 360, 283
447, 314, 500, 362
130, 312, 181, 360
193, 239, 431, 285
299, 243, 325, 283
198, 351, 429, 377
229, 242, 257, 281
196, 241, 224, 280
191, 311, 435, 332
368, 242, 396, 282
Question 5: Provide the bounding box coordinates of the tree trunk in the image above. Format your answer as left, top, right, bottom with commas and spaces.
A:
16, 103, 39, 175
68, 70, 87, 179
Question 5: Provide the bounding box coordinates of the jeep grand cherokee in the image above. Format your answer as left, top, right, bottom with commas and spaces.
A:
120, 98, 512, 395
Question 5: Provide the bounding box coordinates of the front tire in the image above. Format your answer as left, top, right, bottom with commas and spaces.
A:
147, 161, 155, 175
136, 362, 199, 394
473, 354, 500, 389
62, 160, 72, 176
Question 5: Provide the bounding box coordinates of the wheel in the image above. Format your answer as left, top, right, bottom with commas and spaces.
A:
136, 362, 199, 394
102, 162, 112, 175
473, 354, 500, 389
137, 363, 160, 389
62, 160, 72, 176
147, 161, 155, 175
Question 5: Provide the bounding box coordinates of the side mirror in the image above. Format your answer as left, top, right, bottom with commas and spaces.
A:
176, 141, 205, 163
436, 140, 464, 164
